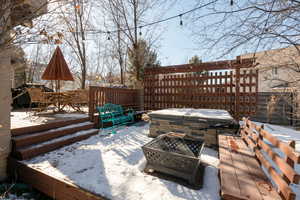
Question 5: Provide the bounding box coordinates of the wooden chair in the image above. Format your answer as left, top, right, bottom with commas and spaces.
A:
27, 88, 51, 112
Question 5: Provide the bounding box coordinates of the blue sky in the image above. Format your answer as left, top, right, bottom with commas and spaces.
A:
158, 2, 204, 66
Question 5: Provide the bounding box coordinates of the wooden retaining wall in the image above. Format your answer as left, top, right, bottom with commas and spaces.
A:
9, 158, 107, 200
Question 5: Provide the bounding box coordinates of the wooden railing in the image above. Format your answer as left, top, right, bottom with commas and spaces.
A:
88, 86, 141, 120
241, 118, 300, 200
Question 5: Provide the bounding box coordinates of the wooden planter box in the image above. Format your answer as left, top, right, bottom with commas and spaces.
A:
142, 133, 205, 187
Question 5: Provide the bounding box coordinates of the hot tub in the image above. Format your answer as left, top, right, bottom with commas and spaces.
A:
148, 108, 239, 147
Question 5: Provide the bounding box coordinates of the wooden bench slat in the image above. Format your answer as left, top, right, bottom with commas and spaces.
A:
219, 135, 243, 199
243, 125, 300, 184
246, 120, 300, 164
257, 138, 300, 184
227, 136, 264, 200
253, 146, 296, 200
234, 137, 281, 199
242, 130, 295, 200
219, 134, 282, 200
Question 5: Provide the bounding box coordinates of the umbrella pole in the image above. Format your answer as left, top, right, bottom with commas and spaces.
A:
58, 80, 61, 111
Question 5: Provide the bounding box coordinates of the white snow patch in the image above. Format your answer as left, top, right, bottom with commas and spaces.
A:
11, 111, 42, 128
149, 108, 233, 120
23, 122, 220, 200
54, 113, 88, 118
17, 121, 92, 139
11, 110, 88, 129
25, 128, 98, 149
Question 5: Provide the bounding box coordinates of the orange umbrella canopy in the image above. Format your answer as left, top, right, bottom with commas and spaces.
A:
42, 46, 74, 81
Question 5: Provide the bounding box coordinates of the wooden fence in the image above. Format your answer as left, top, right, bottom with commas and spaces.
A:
88, 86, 141, 120
144, 57, 258, 119
241, 118, 300, 200
251, 92, 295, 126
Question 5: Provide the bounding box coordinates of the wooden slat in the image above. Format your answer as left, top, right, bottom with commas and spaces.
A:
259, 129, 300, 164
219, 135, 281, 200
233, 137, 281, 199
245, 119, 300, 164
241, 118, 299, 200
15, 129, 98, 160
219, 135, 243, 199
145, 57, 255, 74
12, 123, 94, 148
257, 138, 300, 184
227, 135, 263, 200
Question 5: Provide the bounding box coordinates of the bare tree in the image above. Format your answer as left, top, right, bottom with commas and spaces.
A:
188, 0, 300, 124
190, 0, 300, 57
99, 0, 176, 88
55, 0, 93, 89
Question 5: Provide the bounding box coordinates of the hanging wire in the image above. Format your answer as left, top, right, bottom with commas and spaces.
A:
24, 1, 218, 44
90, 1, 217, 34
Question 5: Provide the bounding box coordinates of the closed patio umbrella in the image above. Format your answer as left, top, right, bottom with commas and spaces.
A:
42, 46, 74, 110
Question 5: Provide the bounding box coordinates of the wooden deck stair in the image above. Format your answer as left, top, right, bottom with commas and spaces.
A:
11, 118, 98, 160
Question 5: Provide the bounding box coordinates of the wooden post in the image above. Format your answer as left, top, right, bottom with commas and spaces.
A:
139, 89, 144, 111
88, 86, 94, 121
235, 57, 241, 120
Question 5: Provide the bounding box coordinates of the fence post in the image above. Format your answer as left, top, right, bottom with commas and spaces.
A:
88, 86, 94, 121
139, 89, 144, 111
235, 56, 241, 120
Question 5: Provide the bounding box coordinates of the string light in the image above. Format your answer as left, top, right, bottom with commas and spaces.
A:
230, 0, 234, 6
90, 1, 215, 35
139, 26, 142, 36
179, 14, 183, 26
24, 1, 218, 44
107, 31, 111, 40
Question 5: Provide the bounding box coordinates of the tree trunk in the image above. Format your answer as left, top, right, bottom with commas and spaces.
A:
0, 48, 11, 181
133, 0, 139, 82
81, 65, 86, 89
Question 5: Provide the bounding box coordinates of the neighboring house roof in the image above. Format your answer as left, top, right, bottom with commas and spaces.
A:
240, 45, 300, 70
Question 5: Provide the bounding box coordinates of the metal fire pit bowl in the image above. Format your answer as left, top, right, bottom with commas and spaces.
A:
142, 133, 205, 187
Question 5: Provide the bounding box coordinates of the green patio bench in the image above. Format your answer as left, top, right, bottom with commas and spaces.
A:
96, 103, 135, 134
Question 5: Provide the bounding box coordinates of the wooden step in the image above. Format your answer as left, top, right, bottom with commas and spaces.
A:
14, 129, 99, 160
12, 122, 94, 149
12, 117, 90, 137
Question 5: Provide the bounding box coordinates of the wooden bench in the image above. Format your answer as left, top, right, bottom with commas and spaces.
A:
219, 118, 300, 200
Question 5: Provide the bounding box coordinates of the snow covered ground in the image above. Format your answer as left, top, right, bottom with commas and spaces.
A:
23, 122, 220, 200
19, 118, 300, 200
11, 109, 88, 129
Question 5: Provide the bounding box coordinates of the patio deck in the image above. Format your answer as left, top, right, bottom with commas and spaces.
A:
10, 122, 220, 200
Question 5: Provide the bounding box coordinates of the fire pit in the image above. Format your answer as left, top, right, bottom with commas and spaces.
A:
142, 133, 205, 187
